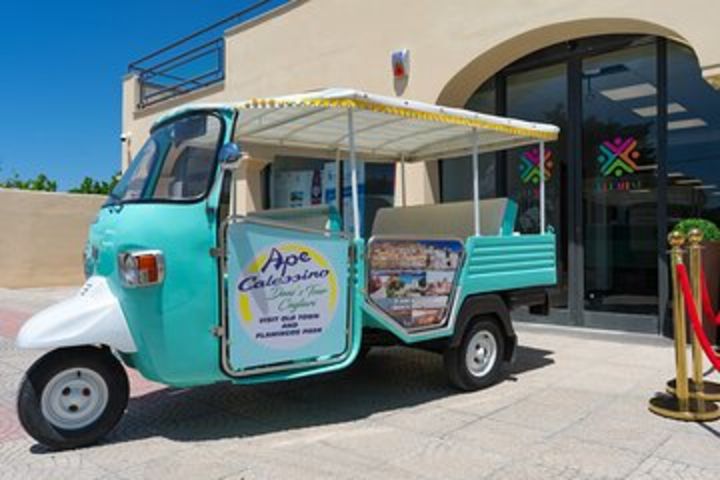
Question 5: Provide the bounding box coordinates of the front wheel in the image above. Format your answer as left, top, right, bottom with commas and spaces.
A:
17, 346, 129, 450
444, 319, 505, 391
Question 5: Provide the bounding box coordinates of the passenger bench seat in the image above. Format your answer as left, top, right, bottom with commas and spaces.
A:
371, 199, 517, 238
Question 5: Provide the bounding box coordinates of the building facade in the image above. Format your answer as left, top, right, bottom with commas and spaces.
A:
121, 0, 720, 335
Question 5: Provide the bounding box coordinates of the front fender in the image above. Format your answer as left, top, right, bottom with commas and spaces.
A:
16, 276, 137, 352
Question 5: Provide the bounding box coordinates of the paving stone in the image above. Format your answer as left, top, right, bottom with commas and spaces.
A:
653, 430, 720, 469
445, 417, 549, 456
114, 446, 248, 480
0, 337, 16, 351
0, 348, 43, 371
374, 403, 478, 437
0, 370, 21, 409
187, 435, 383, 480
0, 439, 109, 480
561, 411, 672, 454
123, 386, 218, 428
0, 404, 24, 443
79, 436, 193, 472
530, 386, 613, 412
349, 464, 436, 480
487, 397, 589, 433
488, 459, 592, 480
313, 423, 435, 463
525, 436, 645, 479
554, 366, 647, 395
627, 455, 720, 479
427, 383, 532, 417
387, 437, 507, 479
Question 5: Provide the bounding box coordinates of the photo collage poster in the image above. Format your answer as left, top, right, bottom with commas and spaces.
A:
368, 239, 464, 329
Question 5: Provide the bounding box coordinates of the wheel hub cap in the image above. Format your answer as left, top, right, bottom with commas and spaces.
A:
40, 368, 108, 430
465, 330, 498, 377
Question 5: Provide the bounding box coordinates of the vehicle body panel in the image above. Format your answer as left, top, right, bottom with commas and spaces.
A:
16, 276, 136, 353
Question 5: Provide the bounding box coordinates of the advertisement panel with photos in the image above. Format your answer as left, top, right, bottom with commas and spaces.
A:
226, 221, 350, 371
367, 238, 464, 330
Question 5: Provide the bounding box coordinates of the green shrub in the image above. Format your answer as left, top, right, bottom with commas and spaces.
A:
674, 218, 720, 241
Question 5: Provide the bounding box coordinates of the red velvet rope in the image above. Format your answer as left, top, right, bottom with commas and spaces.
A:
699, 269, 720, 326
676, 263, 720, 371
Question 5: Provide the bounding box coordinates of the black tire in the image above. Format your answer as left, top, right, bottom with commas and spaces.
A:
17, 346, 129, 450
444, 319, 505, 391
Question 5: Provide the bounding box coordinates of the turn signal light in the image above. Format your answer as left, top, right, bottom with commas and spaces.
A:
118, 250, 165, 287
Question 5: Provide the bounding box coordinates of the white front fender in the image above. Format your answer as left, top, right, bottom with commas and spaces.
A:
16, 276, 137, 353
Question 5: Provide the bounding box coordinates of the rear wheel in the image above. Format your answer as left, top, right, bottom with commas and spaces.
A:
444, 319, 505, 391
17, 347, 129, 450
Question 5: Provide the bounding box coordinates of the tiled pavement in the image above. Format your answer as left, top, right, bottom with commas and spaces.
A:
1, 287, 719, 479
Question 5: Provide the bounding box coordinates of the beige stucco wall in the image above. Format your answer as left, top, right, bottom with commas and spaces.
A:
121, 0, 720, 207
0, 189, 104, 288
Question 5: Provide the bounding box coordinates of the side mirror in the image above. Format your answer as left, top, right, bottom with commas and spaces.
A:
219, 142, 242, 165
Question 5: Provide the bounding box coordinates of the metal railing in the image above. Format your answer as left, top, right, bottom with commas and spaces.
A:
128, 0, 288, 108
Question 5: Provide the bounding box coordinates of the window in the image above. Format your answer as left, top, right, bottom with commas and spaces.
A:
151, 115, 223, 200
581, 42, 658, 317
270, 156, 336, 209
667, 43, 720, 227
440, 80, 496, 202
109, 113, 222, 204
266, 156, 395, 236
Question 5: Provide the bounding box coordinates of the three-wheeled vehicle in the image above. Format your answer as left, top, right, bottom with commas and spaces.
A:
16, 89, 559, 449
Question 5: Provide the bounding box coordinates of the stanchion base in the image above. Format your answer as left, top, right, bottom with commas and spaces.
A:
649, 393, 720, 421
667, 378, 720, 401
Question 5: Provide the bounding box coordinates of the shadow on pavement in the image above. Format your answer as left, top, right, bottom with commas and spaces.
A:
507, 345, 555, 378
29, 345, 555, 451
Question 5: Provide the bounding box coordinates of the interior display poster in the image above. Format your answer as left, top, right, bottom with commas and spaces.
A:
226, 221, 350, 370
272, 164, 336, 210
367, 239, 463, 329
322, 163, 337, 206
271, 170, 310, 208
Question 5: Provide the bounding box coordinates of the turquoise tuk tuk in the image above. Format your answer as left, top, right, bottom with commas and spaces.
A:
16, 89, 559, 449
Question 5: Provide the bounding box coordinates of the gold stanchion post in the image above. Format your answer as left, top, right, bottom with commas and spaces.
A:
668, 228, 720, 401
649, 231, 720, 421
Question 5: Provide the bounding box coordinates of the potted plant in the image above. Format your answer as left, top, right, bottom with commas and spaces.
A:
674, 218, 720, 344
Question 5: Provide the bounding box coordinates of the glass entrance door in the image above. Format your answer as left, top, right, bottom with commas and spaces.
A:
580, 43, 659, 331
506, 63, 569, 318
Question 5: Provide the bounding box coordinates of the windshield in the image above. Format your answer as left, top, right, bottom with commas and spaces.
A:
108, 113, 223, 205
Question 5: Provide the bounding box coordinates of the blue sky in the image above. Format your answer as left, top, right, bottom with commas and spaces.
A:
0, 1, 279, 190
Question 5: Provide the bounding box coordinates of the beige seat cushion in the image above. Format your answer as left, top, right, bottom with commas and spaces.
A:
371, 199, 513, 238
249, 205, 334, 231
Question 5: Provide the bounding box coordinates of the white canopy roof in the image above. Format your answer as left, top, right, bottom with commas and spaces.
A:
231, 88, 559, 162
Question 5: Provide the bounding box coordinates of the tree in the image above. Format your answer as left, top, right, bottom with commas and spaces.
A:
69, 172, 121, 195
0, 172, 57, 192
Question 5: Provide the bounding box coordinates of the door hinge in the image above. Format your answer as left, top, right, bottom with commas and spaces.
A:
212, 326, 225, 337
209, 247, 224, 258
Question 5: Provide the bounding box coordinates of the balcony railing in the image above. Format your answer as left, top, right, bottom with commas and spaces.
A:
128, 0, 288, 108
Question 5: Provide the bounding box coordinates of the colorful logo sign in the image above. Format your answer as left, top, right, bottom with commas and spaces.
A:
519, 147, 553, 185
236, 243, 338, 350
597, 136, 640, 177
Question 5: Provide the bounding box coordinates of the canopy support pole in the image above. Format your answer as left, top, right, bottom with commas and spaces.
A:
472, 128, 481, 237
334, 149, 342, 212
539, 141, 545, 234
400, 153, 407, 207
347, 109, 361, 241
